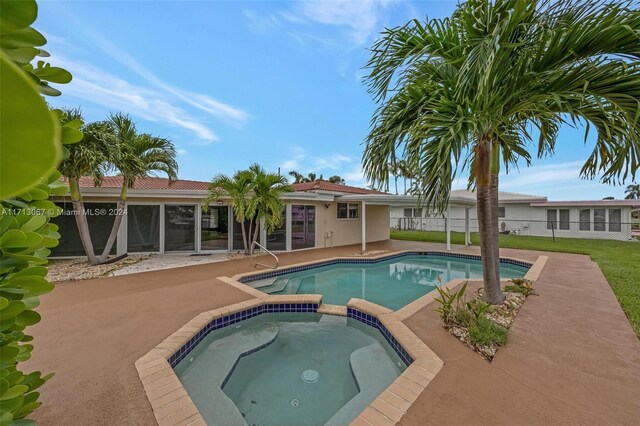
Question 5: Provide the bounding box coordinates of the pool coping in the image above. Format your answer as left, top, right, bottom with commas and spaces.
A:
230, 249, 535, 284
135, 250, 548, 426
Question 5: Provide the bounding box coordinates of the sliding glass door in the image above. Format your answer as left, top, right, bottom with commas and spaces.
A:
201, 206, 229, 251
164, 205, 196, 252
291, 205, 315, 250
127, 205, 160, 252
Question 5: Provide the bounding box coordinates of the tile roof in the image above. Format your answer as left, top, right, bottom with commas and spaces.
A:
75, 176, 383, 196
76, 176, 210, 191
290, 181, 387, 195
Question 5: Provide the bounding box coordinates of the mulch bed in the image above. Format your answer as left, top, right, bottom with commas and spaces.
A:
47, 255, 149, 283
445, 285, 531, 360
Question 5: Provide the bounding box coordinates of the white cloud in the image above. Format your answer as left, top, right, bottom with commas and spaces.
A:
313, 153, 354, 170
295, 0, 395, 45
246, 0, 397, 48
177, 149, 188, 155
56, 57, 219, 143
500, 161, 586, 190
86, 35, 250, 128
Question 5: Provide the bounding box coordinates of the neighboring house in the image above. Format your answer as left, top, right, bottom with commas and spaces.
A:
391, 189, 640, 241
50, 178, 414, 257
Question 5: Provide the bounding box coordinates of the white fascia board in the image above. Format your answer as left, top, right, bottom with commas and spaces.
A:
337, 194, 477, 206
281, 192, 335, 202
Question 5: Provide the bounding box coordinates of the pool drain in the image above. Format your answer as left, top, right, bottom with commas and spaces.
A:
291, 398, 300, 407
302, 369, 319, 383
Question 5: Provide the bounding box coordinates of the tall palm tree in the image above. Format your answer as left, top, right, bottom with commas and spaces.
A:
58, 108, 116, 265
625, 183, 640, 199
328, 175, 346, 184
205, 169, 254, 254
98, 113, 178, 263
363, 0, 640, 303
246, 164, 292, 252
205, 165, 291, 253
288, 170, 304, 183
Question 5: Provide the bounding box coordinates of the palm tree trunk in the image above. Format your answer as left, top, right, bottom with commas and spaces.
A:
69, 178, 99, 265
252, 218, 260, 252
242, 220, 249, 254
475, 138, 504, 304
98, 186, 127, 263
489, 142, 502, 300
394, 175, 398, 195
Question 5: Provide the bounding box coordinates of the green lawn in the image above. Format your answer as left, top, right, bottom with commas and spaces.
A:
391, 230, 640, 336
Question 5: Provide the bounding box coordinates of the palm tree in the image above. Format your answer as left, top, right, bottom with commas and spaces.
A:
625, 183, 640, 199
328, 175, 346, 184
58, 108, 116, 265
363, 0, 640, 304
205, 169, 254, 254
98, 113, 178, 263
289, 170, 304, 183
246, 164, 292, 252
205, 165, 291, 254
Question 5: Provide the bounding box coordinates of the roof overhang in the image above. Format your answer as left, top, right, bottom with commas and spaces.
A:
53, 187, 337, 202
336, 194, 476, 207
531, 201, 640, 208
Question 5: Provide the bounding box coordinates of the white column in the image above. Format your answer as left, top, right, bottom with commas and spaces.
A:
361, 202, 367, 253
446, 204, 451, 251
285, 203, 292, 252
465, 206, 471, 246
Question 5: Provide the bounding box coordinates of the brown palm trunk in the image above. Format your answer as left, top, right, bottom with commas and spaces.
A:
242, 220, 249, 254
69, 178, 99, 265
98, 200, 125, 263
251, 218, 260, 253
475, 138, 505, 304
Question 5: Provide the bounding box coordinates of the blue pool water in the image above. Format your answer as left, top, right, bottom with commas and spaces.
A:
175, 313, 405, 426
248, 254, 529, 310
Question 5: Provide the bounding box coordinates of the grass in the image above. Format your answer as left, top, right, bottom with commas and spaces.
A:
468, 316, 508, 346
391, 229, 640, 336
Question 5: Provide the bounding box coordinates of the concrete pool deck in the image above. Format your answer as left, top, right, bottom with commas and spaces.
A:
26, 240, 640, 425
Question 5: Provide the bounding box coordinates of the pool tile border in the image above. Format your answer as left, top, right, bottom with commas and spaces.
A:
234, 250, 533, 284
136, 293, 443, 426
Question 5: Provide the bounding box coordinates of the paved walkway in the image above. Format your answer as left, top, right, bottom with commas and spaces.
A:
26, 241, 640, 425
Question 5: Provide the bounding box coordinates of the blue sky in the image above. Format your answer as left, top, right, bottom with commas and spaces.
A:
38, 0, 632, 200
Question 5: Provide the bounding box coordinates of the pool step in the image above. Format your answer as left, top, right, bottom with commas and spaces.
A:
247, 276, 278, 289
325, 342, 401, 426
177, 323, 278, 425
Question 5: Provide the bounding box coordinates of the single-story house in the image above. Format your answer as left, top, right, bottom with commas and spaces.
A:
391, 189, 640, 241
50, 177, 426, 257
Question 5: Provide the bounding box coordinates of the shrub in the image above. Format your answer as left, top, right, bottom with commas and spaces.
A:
505, 278, 535, 296
468, 316, 508, 346
434, 281, 467, 324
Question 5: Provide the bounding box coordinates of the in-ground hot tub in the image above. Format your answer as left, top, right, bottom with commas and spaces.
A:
174, 312, 407, 425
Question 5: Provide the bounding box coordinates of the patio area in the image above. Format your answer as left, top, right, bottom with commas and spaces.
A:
26, 240, 640, 425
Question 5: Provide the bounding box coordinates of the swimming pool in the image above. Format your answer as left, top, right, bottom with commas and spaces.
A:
244, 253, 530, 310
175, 312, 406, 426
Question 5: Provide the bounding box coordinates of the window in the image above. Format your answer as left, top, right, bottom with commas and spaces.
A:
594, 209, 606, 231
559, 209, 570, 230
498, 207, 506, 218
546, 209, 557, 230
348, 203, 359, 219
609, 209, 621, 232
579, 209, 591, 231
403, 208, 422, 218
337, 203, 359, 219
